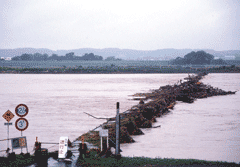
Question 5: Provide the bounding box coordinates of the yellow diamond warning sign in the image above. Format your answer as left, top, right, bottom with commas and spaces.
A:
2, 110, 15, 122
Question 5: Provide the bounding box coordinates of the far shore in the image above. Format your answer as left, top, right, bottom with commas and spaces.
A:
0, 64, 240, 74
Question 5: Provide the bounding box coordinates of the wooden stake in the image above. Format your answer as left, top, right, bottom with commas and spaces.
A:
81, 136, 84, 149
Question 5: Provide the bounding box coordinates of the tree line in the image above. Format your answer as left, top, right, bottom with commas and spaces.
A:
170, 51, 227, 65
1, 64, 239, 74
11, 52, 104, 61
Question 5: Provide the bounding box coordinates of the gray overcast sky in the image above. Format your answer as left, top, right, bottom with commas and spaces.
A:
0, 0, 239, 51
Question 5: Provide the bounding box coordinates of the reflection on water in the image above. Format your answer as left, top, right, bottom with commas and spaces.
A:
0, 73, 239, 165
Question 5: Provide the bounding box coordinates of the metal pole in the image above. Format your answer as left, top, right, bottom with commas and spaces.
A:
107, 136, 109, 149
26, 137, 28, 153
101, 136, 103, 151
21, 131, 22, 153
116, 102, 120, 155
7, 123, 9, 150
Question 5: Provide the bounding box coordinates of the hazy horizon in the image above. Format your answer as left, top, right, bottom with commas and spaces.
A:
2, 47, 236, 51
1, 0, 239, 51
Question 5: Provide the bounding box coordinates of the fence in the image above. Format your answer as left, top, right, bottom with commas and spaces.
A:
0, 137, 85, 157
0, 137, 30, 156
0, 138, 9, 157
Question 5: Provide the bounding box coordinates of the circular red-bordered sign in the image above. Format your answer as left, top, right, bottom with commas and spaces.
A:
15, 104, 28, 117
15, 118, 29, 131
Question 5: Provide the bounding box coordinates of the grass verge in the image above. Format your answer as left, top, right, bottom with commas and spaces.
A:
77, 151, 240, 167
0, 154, 35, 167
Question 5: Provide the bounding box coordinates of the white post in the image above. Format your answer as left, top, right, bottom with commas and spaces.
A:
101, 136, 103, 151
21, 131, 22, 153
7, 123, 9, 151
107, 136, 109, 148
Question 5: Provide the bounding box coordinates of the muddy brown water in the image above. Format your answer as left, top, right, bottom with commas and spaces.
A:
0, 73, 239, 166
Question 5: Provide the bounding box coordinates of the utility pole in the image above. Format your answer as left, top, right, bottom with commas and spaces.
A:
115, 102, 120, 157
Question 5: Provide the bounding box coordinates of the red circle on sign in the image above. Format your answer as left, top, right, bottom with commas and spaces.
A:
15, 118, 29, 131
15, 104, 29, 117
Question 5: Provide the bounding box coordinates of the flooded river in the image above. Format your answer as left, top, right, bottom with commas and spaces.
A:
0, 73, 239, 165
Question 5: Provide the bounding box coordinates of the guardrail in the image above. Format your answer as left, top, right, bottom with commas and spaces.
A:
0, 139, 9, 156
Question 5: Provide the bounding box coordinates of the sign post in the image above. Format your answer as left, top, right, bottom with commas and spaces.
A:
11, 137, 27, 151
99, 129, 109, 151
15, 104, 29, 153
2, 110, 15, 152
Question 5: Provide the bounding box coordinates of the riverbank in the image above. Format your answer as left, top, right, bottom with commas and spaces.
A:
0, 64, 240, 73
0, 154, 35, 167
1, 152, 239, 167
76, 154, 240, 167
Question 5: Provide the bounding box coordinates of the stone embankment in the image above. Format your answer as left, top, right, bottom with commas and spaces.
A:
76, 72, 236, 149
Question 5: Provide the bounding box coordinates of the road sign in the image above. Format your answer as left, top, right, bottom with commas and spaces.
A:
99, 129, 109, 137
15, 104, 28, 117
15, 118, 29, 131
4, 123, 12, 125
58, 136, 68, 159
2, 110, 15, 122
11, 136, 27, 149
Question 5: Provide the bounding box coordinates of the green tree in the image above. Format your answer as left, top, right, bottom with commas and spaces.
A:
33, 53, 48, 61
20, 54, 33, 61
82, 53, 103, 60
171, 50, 214, 65
235, 54, 240, 60
12, 56, 21, 61
43, 54, 48, 61
65, 52, 75, 60
184, 51, 214, 64
212, 58, 226, 65
48, 54, 59, 60
105, 56, 122, 61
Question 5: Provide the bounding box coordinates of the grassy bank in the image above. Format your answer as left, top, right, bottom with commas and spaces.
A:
0, 63, 240, 73
77, 151, 240, 167
0, 154, 35, 167
1, 153, 239, 167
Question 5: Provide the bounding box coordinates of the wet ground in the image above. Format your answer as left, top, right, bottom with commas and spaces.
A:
28, 140, 98, 167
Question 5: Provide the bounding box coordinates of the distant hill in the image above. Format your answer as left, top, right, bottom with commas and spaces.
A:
0, 48, 55, 60
0, 48, 239, 60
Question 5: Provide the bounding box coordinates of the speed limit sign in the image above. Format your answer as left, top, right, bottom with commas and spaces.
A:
15, 104, 28, 117
15, 118, 29, 131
